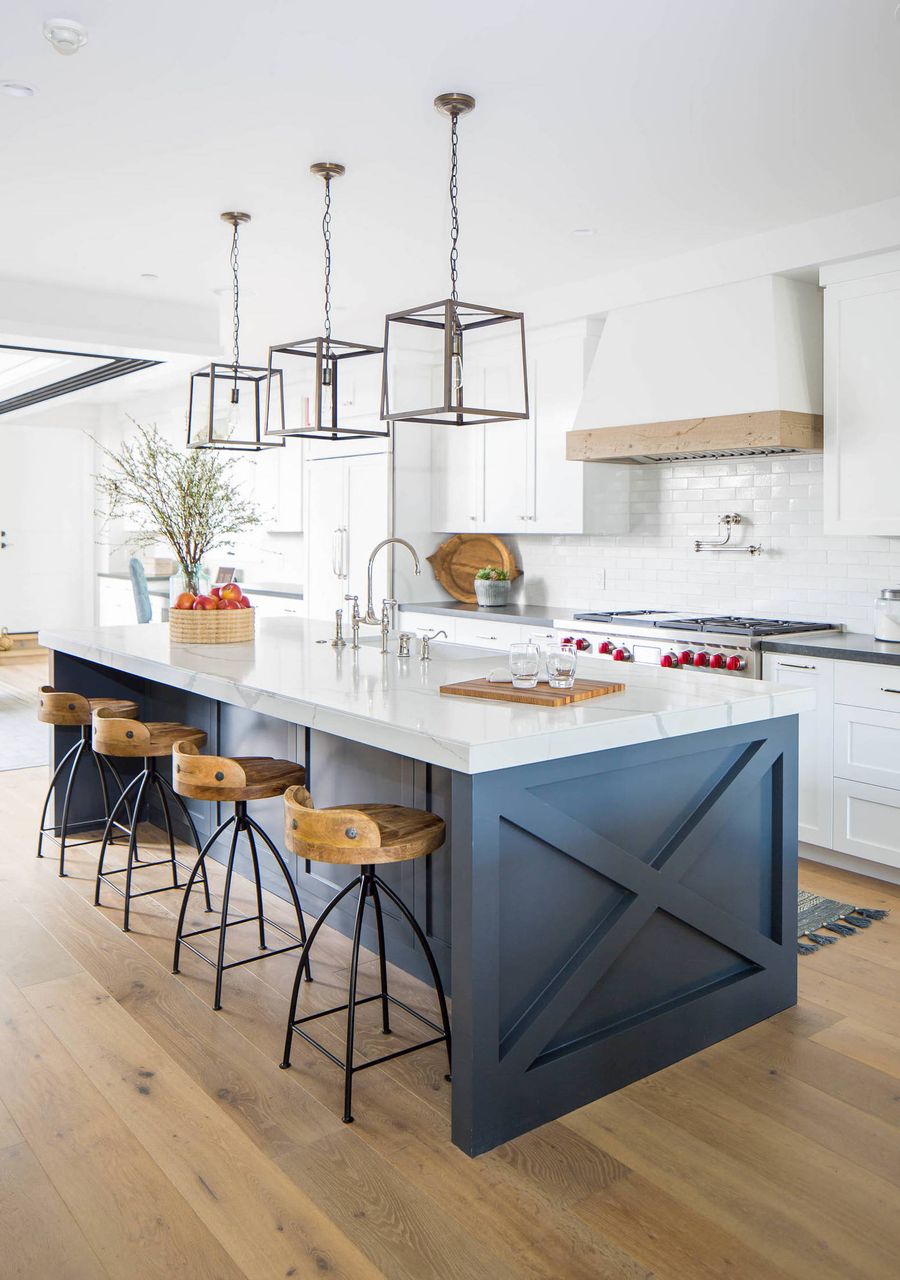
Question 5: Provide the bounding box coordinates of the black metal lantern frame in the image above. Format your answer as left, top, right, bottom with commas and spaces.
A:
187, 212, 284, 452
380, 93, 528, 428
264, 163, 388, 442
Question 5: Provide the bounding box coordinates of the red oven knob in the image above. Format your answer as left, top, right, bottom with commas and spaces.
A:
562, 636, 574, 645
598, 640, 613, 655
612, 647, 631, 662
678, 650, 694, 665
575, 637, 591, 652
693, 651, 710, 667
660, 653, 679, 668
709, 653, 726, 669
726, 655, 746, 671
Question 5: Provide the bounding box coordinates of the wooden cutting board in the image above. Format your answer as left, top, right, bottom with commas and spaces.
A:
439, 677, 625, 707
427, 533, 520, 604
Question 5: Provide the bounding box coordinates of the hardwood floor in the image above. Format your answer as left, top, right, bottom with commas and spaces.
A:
1, 676, 898, 1277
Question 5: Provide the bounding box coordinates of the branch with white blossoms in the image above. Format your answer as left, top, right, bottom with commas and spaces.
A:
94, 421, 262, 591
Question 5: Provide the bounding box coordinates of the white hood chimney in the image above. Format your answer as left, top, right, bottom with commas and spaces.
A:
567, 276, 823, 463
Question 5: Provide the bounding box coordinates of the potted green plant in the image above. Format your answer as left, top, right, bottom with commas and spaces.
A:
474, 566, 512, 607
95, 422, 261, 602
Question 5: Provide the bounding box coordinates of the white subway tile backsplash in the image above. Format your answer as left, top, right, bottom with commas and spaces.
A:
513, 455, 898, 631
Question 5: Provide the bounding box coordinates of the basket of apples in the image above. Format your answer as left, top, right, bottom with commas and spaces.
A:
169, 582, 254, 644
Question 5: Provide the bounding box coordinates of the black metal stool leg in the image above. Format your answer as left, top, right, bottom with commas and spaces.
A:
92, 741, 113, 843
369, 877, 392, 1035
213, 815, 243, 1010
153, 773, 179, 887
374, 875, 452, 1078
158, 774, 213, 912
244, 817, 268, 950
56, 734, 88, 878
121, 769, 151, 932
94, 771, 144, 905
100, 754, 134, 838
342, 876, 370, 1124
36, 737, 81, 860
280, 875, 363, 1069
245, 815, 312, 981
173, 812, 235, 974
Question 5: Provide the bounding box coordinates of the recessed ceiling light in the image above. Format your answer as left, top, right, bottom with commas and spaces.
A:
43, 18, 88, 56
1, 81, 36, 98
140, 273, 159, 280
572, 227, 596, 237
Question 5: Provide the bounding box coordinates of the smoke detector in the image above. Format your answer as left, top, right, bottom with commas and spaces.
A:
43, 18, 88, 56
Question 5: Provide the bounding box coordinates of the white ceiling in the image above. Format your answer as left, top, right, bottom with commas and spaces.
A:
3, 0, 900, 361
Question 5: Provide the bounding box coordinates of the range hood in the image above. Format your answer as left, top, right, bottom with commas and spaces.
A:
566, 276, 823, 463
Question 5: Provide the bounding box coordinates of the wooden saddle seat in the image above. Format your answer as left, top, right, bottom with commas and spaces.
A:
92, 707, 206, 758
39, 687, 139, 728
172, 741, 306, 802
283, 785, 445, 865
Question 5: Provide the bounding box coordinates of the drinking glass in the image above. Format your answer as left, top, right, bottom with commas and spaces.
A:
546, 644, 577, 689
509, 642, 541, 689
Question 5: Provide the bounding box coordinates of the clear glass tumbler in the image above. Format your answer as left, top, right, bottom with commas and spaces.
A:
546, 644, 577, 689
509, 642, 541, 689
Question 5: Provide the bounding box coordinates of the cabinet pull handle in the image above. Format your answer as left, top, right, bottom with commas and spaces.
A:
778, 662, 816, 670
881, 687, 900, 695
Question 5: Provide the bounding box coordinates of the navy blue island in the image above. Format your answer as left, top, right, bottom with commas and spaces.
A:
40, 617, 810, 1156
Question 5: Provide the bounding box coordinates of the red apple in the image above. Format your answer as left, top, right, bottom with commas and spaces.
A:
222, 600, 242, 610
220, 582, 243, 603
173, 592, 196, 611
192, 594, 218, 611
210, 586, 223, 599
238, 595, 251, 609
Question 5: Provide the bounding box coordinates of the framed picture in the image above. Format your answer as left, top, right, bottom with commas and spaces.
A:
215, 566, 236, 585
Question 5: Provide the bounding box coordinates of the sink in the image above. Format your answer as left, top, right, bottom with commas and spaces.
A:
356, 635, 497, 661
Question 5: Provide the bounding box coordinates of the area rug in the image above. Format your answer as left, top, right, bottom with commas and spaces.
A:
797, 888, 888, 955
0, 679, 49, 770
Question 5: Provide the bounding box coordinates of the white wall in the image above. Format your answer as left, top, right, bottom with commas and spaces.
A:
507, 453, 900, 633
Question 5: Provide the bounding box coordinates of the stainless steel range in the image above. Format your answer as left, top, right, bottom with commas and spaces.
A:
556, 610, 840, 679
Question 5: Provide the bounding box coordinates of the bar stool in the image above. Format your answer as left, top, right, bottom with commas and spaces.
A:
92, 709, 213, 931
36, 687, 139, 876
171, 741, 312, 1010
280, 785, 451, 1125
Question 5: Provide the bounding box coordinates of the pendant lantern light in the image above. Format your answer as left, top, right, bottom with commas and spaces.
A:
264, 163, 388, 442
187, 213, 284, 451
380, 93, 528, 427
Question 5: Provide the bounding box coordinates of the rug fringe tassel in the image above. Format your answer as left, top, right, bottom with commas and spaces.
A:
797, 940, 818, 955
844, 914, 872, 928
853, 907, 889, 921
808, 932, 837, 946
823, 920, 857, 937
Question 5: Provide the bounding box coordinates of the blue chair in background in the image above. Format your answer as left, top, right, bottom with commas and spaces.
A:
128, 556, 153, 624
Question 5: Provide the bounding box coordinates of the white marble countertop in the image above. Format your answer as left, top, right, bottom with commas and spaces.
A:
40, 618, 814, 774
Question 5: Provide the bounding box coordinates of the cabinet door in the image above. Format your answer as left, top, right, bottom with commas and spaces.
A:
304, 457, 348, 620
482, 417, 530, 531
825, 272, 900, 534
834, 703, 900, 790
253, 443, 303, 533
431, 425, 484, 531
762, 654, 834, 847
833, 777, 900, 869
345, 452, 392, 610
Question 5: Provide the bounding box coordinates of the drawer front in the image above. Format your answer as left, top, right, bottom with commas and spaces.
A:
521, 626, 565, 650
834, 703, 900, 789
833, 777, 900, 869
834, 659, 900, 713
452, 617, 522, 649
399, 612, 455, 639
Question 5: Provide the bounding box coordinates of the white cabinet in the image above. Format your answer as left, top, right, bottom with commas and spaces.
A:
431, 321, 629, 535
762, 653, 834, 848
822, 257, 900, 535
230, 446, 303, 534
833, 779, 900, 870
304, 452, 391, 620
834, 703, 900, 789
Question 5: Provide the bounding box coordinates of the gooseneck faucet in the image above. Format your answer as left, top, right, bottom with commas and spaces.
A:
363, 537, 421, 624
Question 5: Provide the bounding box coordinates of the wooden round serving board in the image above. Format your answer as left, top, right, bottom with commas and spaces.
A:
427, 533, 520, 604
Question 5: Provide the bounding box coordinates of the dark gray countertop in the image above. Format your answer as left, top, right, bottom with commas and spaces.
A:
761, 633, 900, 667
400, 600, 578, 627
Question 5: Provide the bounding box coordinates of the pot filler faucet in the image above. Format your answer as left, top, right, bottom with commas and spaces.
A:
363, 537, 421, 625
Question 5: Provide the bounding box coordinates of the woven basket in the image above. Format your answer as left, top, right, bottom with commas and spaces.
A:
169, 607, 255, 645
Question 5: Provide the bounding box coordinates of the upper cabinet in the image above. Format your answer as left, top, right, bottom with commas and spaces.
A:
823, 253, 900, 535
431, 320, 630, 535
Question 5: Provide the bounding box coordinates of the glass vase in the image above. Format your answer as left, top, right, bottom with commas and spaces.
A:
169, 565, 210, 604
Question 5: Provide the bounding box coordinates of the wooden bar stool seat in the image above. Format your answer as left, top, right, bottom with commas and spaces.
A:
171, 742, 311, 1010
280, 785, 451, 1125
36, 687, 139, 876
92, 709, 212, 931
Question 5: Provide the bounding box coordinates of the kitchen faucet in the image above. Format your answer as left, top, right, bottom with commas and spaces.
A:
363, 537, 421, 625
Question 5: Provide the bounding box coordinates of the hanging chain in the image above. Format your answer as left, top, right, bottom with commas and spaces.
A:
229, 218, 241, 380
449, 112, 460, 302
322, 175, 333, 345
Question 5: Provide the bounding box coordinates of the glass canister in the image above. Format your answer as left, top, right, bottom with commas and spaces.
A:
874, 588, 900, 642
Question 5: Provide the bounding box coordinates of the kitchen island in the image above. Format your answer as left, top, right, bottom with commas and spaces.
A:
40, 617, 811, 1155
